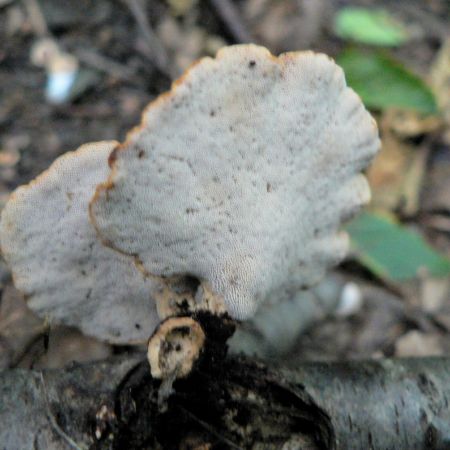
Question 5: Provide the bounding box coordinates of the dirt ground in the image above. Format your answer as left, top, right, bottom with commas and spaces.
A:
0, 0, 449, 370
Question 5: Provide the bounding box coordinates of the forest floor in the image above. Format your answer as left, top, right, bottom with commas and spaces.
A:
0, 0, 450, 371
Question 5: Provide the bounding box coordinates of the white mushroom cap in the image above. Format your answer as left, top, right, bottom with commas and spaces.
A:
91, 44, 380, 320
0, 141, 160, 343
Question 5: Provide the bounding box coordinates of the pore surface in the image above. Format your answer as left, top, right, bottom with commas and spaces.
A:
92, 44, 380, 319
0, 142, 159, 343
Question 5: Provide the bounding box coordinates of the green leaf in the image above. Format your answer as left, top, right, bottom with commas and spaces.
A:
338, 49, 438, 114
346, 212, 450, 281
334, 7, 409, 46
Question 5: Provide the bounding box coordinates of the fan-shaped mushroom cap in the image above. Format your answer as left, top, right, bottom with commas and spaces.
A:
0, 141, 159, 343
91, 44, 380, 320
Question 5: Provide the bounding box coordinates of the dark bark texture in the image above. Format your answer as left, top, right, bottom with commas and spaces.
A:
0, 356, 141, 450
1, 355, 450, 450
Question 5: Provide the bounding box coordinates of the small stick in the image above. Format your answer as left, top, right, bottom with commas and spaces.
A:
22, 0, 49, 36
74, 48, 139, 82
209, 0, 253, 43
123, 0, 171, 76
40, 373, 87, 450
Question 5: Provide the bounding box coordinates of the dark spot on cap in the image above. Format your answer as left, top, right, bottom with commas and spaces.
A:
210, 110, 215, 117
138, 149, 145, 159
135, 323, 141, 330
249, 60, 256, 68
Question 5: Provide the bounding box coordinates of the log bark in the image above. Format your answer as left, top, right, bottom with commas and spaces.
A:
0, 355, 141, 450
1, 354, 450, 449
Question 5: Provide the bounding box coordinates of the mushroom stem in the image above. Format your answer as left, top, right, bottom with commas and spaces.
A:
147, 316, 206, 380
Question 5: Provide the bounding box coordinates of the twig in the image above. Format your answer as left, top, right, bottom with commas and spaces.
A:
22, 0, 49, 36
39, 373, 87, 450
394, 3, 449, 39
209, 0, 253, 43
177, 405, 243, 449
122, 0, 171, 76
23, 0, 141, 84
74, 48, 139, 83
0, 0, 15, 9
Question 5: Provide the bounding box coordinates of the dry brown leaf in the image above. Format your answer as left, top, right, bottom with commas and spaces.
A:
384, 109, 441, 138
30, 327, 111, 369
367, 116, 427, 216
420, 277, 450, 313
395, 330, 443, 357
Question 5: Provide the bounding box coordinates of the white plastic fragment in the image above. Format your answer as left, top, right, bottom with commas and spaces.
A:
45, 69, 77, 104
30, 38, 79, 104
0, 141, 160, 343
92, 44, 380, 321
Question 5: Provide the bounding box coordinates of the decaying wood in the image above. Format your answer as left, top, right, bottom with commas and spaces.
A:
0, 355, 142, 450
1, 352, 450, 450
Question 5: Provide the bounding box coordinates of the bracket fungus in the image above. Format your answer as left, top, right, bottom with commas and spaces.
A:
0, 141, 159, 344
91, 44, 379, 320
0, 44, 380, 378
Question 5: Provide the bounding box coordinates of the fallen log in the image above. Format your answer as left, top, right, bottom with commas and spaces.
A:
1, 353, 450, 450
